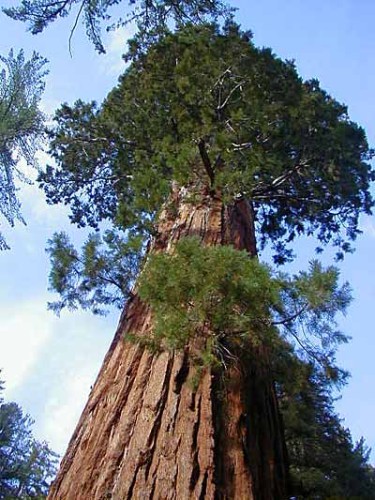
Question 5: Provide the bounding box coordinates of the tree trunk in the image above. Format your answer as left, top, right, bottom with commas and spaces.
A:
48, 185, 289, 499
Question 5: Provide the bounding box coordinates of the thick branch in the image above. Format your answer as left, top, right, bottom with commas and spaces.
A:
198, 139, 215, 186
217, 80, 245, 111
272, 304, 308, 326
251, 159, 309, 199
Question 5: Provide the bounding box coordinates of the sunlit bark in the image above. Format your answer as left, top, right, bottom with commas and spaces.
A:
48, 185, 288, 499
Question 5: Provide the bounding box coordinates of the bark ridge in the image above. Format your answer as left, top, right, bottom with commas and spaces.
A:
48, 187, 288, 499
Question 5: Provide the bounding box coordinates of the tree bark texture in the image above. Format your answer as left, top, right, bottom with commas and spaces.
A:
48, 186, 289, 499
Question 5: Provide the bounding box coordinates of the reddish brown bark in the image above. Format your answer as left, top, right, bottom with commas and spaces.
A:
48, 186, 288, 500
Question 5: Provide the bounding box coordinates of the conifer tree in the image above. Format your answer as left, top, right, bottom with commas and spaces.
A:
42, 24, 374, 499
0, 374, 58, 498
0, 49, 47, 249
277, 349, 375, 498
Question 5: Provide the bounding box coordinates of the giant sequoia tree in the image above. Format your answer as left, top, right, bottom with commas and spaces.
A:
43, 24, 374, 499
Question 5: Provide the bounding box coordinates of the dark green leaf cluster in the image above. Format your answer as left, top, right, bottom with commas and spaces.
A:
40, 99, 164, 232
41, 23, 374, 263
0, 374, 58, 499
4, 0, 232, 55
47, 230, 143, 315
42, 101, 121, 229
0, 49, 47, 250
276, 352, 375, 498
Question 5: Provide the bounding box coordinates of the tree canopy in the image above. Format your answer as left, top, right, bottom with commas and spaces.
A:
0, 49, 47, 250
0, 375, 58, 498
42, 23, 373, 264
41, 22, 373, 382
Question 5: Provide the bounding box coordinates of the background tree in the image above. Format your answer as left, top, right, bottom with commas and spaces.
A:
42, 24, 374, 499
0, 374, 58, 499
0, 49, 47, 250
276, 349, 375, 498
4, 0, 232, 54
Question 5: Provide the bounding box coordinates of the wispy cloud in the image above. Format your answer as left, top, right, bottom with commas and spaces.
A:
360, 215, 375, 238
100, 26, 135, 76
40, 98, 60, 119
34, 311, 118, 454
0, 299, 118, 455
42, 366, 94, 453
0, 298, 53, 394
20, 180, 70, 228
16, 151, 71, 228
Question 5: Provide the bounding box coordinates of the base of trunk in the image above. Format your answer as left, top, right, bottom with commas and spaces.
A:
48, 324, 286, 498
48, 186, 288, 499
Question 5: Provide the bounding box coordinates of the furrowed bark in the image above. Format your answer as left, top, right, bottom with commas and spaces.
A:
48, 185, 288, 499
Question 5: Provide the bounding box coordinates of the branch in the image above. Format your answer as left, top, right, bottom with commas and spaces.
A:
251, 159, 309, 198
217, 80, 245, 111
73, 136, 136, 146
211, 67, 232, 91
68, 250, 126, 293
287, 325, 327, 367
272, 304, 308, 326
197, 139, 215, 186
231, 141, 252, 151
68, 0, 86, 57
270, 160, 308, 189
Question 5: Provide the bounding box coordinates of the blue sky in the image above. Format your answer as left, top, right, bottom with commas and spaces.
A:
0, 0, 374, 462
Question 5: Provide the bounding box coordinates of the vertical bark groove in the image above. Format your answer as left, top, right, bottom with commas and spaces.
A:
48, 186, 288, 500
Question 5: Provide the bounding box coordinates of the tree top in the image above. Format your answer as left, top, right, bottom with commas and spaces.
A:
41, 23, 374, 263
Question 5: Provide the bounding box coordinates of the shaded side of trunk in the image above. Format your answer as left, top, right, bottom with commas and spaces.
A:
48, 187, 288, 500
216, 197, 288, 499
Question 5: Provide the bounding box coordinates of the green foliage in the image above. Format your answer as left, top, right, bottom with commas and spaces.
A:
276, 261, 352, 381
136, 237, 279, 365
276, 352, 375, 498
4, 0, 232, 55
40, 98, 167, 232
47, 230, 144, 315
41, 23, 373, 264
0, 49, 47, 250
134, 237, 350, 379
0, 374, 58, 498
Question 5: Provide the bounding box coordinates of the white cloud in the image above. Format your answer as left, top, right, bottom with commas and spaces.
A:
42, 367, 93, 453
0, 298, 53, 393
20, 181, 70, 228
360, 215, 375, 238
0, 296, 117, 456
33, 311, 117, 454
40, 98, 60, 121
16, 151, 71, 228
100, 26, 135, 76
